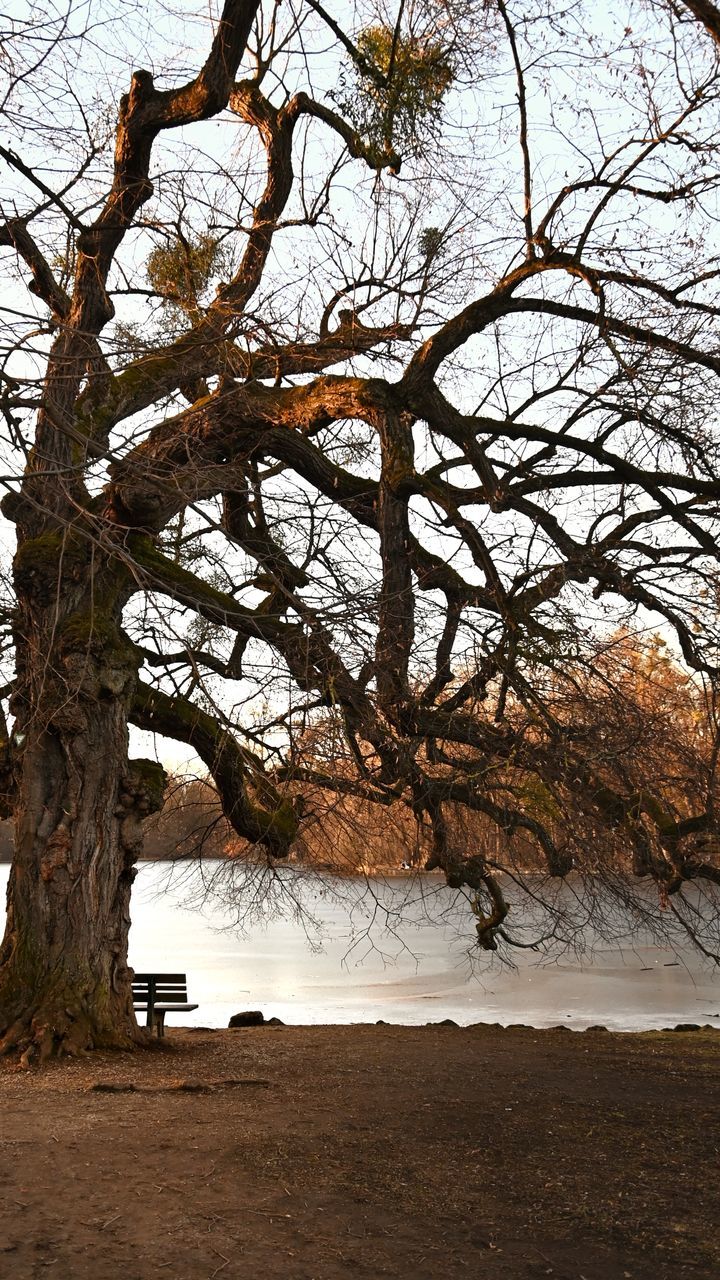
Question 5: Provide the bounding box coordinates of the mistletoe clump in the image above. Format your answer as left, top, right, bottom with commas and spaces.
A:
334, 25, 454, 161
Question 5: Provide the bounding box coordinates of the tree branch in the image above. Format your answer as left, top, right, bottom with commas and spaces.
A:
131, 680, 297, 853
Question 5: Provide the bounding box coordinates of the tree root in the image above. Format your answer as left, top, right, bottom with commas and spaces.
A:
0, 1004, 149, 1068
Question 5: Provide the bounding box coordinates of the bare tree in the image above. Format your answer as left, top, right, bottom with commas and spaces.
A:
2, 0, 720, 1061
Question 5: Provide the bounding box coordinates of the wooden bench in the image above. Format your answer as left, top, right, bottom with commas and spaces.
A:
131, 972, 198, 1038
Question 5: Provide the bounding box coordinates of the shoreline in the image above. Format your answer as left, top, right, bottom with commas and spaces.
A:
185, 1013, 720, 1033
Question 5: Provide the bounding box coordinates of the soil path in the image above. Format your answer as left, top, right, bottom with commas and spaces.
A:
0, 1025, 718, 1279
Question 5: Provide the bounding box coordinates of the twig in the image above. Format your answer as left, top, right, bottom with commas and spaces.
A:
210, 1248, 230, 1278
245, 1208, 292, 1218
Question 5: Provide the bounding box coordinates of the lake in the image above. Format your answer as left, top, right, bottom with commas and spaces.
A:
1, 861, 719, 1030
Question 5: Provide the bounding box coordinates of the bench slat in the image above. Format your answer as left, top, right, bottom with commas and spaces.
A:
132, 973, 186, 982
132, 980, 188, 986
132, 985, 188, 993
131, 988, 188, 998
132, 998, 197, 1008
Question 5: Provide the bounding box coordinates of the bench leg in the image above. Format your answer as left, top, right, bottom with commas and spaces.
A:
154, 1010, 166, 1038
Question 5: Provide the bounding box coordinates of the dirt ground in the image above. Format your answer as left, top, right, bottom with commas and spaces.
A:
0, 1024, 718, 1280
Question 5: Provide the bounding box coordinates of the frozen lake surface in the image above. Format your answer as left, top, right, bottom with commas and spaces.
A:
2, 861, 719, 1030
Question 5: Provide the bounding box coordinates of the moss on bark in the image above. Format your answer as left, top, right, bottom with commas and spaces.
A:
14, 530, 88, 600
58, 610, 140, 666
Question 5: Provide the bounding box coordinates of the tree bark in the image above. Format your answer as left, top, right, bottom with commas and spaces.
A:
0, 0, 264, 1065
0, 531, 164, 1065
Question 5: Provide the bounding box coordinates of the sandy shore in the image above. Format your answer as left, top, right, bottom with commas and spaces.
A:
0, 1024, 718, 1279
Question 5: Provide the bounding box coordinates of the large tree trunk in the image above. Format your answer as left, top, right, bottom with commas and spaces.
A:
0, 529, 165, 1065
